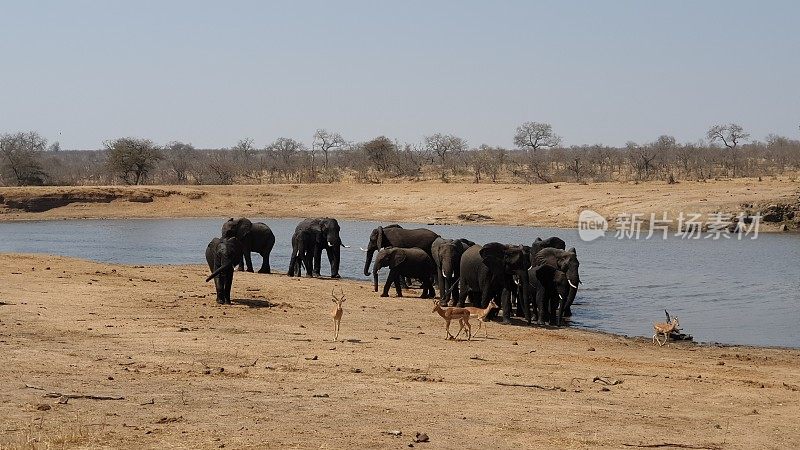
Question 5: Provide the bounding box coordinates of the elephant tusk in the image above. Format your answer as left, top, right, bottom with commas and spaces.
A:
513, 278, 520, 286
341, 243, 350, 248
568, 280, 578, 289
528, 265, 533, 270
328, 241, 334, 247
359, 247, 369, 252
558, 293, 564, 300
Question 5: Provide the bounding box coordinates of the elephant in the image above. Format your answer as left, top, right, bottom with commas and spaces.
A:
362, 225, 440, 277
530, 236, 566, 256
528, 264, 571, 325
205, 236, 244, 304
221, 218, 276, 273
288, 217, 347, 278
431, 237, 476, 305
533, 247, 581, 317
372, 247, 437, 298
457, 242, 531, 323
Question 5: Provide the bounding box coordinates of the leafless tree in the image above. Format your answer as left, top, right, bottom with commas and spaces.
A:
424, 133, 467, 181
313, 129, 346, 170
0, 131, 49, 186
513, 121, 562, 153
267, 137, 306, 182
162, 141, 195, 184
707, 123, 749, 177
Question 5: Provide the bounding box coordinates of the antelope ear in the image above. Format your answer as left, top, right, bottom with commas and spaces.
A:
331, 298, 337, 303
341, 298, 346, 303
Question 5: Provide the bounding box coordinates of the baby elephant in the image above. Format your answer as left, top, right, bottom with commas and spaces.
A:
205, 237, 244, 304
373, 247, 436, 298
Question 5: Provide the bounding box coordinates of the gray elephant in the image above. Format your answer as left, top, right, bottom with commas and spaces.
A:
288, 217, 347, 278
533, 247, 580, 317
458, 243, 531, 323
373, 247, 437, 298
431, 237, 476, 305
205, 236, 244, 304
530, 236, 566, 256
528, 264, 571, 325
362, 225, 440, 277
221, 218, 275, 273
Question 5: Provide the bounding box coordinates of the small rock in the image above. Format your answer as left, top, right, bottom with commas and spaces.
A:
36, 404, 51, 411
305, 355, 318, 361
413, 432, 429, 443
717, 361, 725, 365
587, 347, 595, 351
512, 341, 518, 346
351, 368, 362, 373
312, 393, 329, 398
600, 387, 610, 392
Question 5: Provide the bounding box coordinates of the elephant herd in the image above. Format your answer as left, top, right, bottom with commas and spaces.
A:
205, 217, 582, 326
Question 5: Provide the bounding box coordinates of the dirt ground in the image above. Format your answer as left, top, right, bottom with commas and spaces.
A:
1, 254, 798, 449
1, 178, 798, 230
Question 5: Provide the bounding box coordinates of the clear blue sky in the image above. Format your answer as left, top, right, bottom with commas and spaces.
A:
1, 1, 797, 149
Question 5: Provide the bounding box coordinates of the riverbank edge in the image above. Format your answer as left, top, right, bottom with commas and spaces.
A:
1, 181, 798, 232
4, 252, 798, 352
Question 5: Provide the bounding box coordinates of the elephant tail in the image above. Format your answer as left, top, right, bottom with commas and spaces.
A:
206, 263, 233, 282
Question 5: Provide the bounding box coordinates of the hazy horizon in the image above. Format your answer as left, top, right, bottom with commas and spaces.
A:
1, 1, 798, 150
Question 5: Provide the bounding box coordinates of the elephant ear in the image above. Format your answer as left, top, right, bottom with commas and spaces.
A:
390, 249, 407, 268
376, 226, 385, 250
532, 264, 557, 287
479, 242, 506, 272
236, 218, 253, 239
534, 237, 543, 242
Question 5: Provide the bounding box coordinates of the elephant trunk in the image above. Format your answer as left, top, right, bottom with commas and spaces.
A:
372, 259, 381, 292
206, 262, 233, 282
364, 245, 375, 276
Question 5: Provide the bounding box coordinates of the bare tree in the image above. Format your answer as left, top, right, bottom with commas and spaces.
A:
707, 123, 749, 177
162, 141, 195, 184
105, 138, 162, 185
0, 131, 49, 186
313, 129, 346, 170
424, 133, 467, 181
267, 137, 306, 182
513, 121, 562, 153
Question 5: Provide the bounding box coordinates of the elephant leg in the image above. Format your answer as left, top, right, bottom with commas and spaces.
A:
214, 272, 224, 304
457, 287, 469, 308
437, 270, 446, 301
535, 289, 547, 325
258, 251, 270, 274
500, 289, 512, 324
242, 251, 254, 272
302, 250, 314, 277
392, 270, 403, 297
325, 247, 341, 278
381, 270, 393, 297
224, 269, 234, 304
312, 246, 323, 277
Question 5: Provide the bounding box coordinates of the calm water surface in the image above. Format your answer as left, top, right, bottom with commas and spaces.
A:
1, 218, 798, 348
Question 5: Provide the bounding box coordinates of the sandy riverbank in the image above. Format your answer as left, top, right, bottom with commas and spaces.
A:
1, 254, 798, 448
1, 179, 798, 230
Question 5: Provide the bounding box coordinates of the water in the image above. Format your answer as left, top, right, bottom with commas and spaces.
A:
1, 218, 798, 348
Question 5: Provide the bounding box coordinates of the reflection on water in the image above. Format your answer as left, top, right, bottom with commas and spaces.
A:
1, 218, 799, 348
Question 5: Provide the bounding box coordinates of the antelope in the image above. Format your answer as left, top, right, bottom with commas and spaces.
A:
652, 311, 679, 346
464, 300, 499, 339
432, 300, 472, 340
331, 287, 346, 341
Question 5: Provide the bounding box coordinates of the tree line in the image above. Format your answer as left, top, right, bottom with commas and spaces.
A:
1, 123, 798, 186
